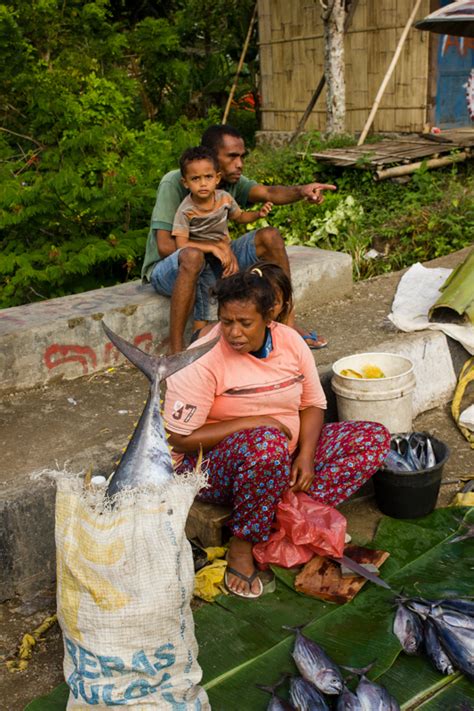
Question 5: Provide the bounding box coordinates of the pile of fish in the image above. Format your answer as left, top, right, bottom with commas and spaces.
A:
382, 432, 437, 473
257, 625, 400, 710
393, 595, 474, 681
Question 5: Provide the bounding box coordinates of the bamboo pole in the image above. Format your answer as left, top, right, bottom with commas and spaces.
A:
222, 3, 258, 124
357, 0, 423, 146
375, 151, 469, 181
289, 0, 360, 145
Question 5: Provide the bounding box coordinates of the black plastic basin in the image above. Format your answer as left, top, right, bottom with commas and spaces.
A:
373, 435, 450, 519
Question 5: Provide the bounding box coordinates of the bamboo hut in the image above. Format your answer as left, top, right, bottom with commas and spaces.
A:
257, 0, 474, 141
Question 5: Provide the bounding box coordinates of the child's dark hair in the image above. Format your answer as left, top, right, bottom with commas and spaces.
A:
179, 146, 219, 176
212, 271, 276, 321
245, 262, 293, 323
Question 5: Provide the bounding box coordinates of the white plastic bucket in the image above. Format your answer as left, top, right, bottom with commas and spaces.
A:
331, 352, 416, 433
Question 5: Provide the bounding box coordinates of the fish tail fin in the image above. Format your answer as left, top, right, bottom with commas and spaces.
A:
341, 661, 375, 677
158, 336, 220, 380
282, 624, 306, 634
256, 674, 289, 695
255, 684, 273, 695
102, 322, 219, 382
102, 322, 156, 381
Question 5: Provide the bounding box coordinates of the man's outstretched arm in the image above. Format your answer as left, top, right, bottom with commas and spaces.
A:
248, 182, 336, 206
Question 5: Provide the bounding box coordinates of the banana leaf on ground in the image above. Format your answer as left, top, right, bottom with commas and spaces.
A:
429, 248, 474, 325
24, 507, 474, 711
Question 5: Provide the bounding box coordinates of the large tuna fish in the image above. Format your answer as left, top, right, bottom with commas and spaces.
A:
102, 322, 218, 498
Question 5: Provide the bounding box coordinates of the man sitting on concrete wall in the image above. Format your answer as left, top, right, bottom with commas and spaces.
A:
141, 124, 335, 353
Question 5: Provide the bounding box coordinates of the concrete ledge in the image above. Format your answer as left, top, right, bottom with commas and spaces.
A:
0, 480, 56, 601
0, 246, 352, 393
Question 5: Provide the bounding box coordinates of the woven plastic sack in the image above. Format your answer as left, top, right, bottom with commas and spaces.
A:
253, 490, 346, 568
55, 475, 210, 710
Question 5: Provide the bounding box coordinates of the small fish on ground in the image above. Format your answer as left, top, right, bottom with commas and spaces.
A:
336, 684, 362, 710
393, 602, 424, 655
423, 618, 455, 676
436, 598, 474, 616
256, 675, 295, 711
354, 674, 400, 711
283, 625, 344, 695
449, 520, 474, 543
289, 676, 329, 711
430, 611, 474, 682
397, 595, 474, 681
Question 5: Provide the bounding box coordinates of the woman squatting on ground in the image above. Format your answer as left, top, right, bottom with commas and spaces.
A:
164, 268, 390, 598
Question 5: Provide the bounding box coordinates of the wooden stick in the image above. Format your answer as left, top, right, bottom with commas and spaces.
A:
222, 3, 258, 125
289, 0, 360, 145
375, 151, 469, 180
357, 0, 423, 146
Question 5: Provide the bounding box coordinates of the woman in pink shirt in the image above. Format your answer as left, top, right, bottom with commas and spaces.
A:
164, 271, 390, 599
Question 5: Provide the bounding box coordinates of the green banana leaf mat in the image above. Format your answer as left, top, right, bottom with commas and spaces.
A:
25, 507, 474, 710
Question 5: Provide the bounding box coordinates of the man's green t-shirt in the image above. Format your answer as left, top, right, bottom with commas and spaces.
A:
141, 169, 258, 281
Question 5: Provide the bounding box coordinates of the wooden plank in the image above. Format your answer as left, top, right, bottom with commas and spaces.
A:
294, 545, 390, 603
185, 501, 232, 548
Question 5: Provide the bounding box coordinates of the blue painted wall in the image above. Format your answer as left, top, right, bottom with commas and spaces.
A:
434, 1, 474, 127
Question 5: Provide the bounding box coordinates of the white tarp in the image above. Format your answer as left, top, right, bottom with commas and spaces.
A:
388, 263, 474, 355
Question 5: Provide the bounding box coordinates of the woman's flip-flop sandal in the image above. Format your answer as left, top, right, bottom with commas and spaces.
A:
302, 330, 328, 350
224, 566, 264, 599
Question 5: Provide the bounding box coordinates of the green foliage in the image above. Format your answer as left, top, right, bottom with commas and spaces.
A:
240, 137, 474, 282
0, 0, 255, 307
0, 1, 472, 308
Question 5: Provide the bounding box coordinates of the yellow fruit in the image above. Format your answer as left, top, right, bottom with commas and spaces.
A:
340, 368, 363, 378
362, 364, 385, 379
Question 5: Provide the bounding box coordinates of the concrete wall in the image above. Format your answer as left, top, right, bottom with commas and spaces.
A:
0, 246, 352, 393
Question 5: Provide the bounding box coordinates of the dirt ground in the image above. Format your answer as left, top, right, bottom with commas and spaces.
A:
0, 249, 473, 709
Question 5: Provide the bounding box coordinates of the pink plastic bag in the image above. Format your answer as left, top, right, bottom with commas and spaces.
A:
253, 490, 346, 568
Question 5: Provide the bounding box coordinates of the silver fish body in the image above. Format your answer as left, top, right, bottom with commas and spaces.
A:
437, 598, 474, 617
430, 612, 474, 681
423, 618, 455, 676
267, 698, 295, 711
450, 522, 474, 543
436, 608, 474, 631
285, 627, 344, 695
101, 323, 218, 498
425, 436, 436, 468
289, 677, 329, 711
393, 603, 424, 655
336, 685, 362, 710
355, 676, 400, 711
404, 599, 431, 619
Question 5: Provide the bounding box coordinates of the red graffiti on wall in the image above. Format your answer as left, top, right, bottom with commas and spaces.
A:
103, 342, 121, 365
44, 332, 156, 375
133, 332, 153, 352
44, 344, 98, 374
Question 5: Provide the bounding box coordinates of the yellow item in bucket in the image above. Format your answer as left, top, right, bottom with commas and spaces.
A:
340, 368, 363, 378
362, 364, 385, 379
340, 365, 385, 379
